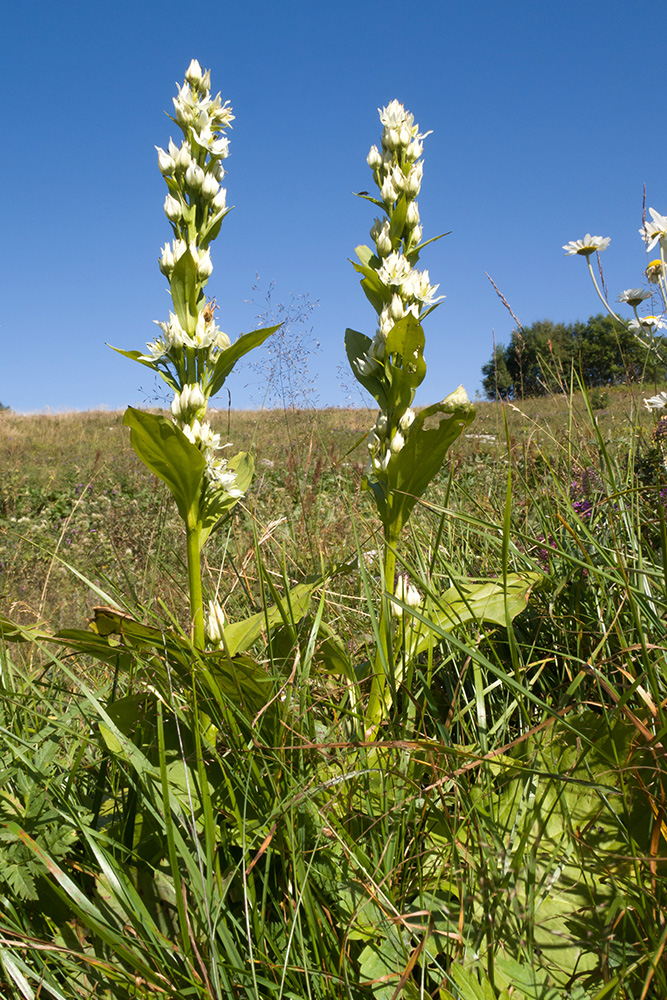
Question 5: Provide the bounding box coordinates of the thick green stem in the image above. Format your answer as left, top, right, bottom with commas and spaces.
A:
365, 528, 398, 736
186, 512, 205, 648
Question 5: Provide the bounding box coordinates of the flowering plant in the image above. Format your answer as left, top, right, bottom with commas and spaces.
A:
346, 100, 476, 728
564, 211, 667, 411
113, 61, 278, 646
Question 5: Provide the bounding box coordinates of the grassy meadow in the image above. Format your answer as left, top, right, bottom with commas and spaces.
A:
1, 384, 667, 998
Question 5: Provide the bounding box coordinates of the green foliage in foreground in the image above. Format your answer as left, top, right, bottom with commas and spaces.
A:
1, 386, 667, 999
481, 313, 667, 399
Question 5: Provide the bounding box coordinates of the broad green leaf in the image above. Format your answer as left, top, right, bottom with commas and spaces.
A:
202, 652, 280, 733
384, 315, 426, 412
354, 192, 385, 210
406, 230, 451, 264
408, 574, 539, 658
123, 406, 205, 520
207, 324, 280, 397
0, 614, 48, 643
386, 386, 475, 534
345, 328, 387, 408
107, 347, 179, 391
355, 244, 379, 269
169, 246, 199, 334
351, 258, 390, 314
388, 193, 408, 243
222, 581, 318, 656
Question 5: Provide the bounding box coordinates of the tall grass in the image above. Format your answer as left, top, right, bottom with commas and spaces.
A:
1, 386, 666, 998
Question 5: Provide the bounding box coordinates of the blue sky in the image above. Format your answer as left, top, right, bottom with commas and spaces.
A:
4, 0, 667, 412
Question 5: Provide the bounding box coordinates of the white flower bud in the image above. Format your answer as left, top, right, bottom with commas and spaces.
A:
392, 575, 422, 617
383, 126, 401, 151
399, 407, 415, 432
370, 336, 386, 361
411, 225, 423, 245
380, 176, 397, 205
367, 145, 383, 170
174, 143, 193, 172
390, 293, 405, 322
159, 243, 175, 275
164, 195, 182, 222
370, 217, 392, 257
185, 59, 203, 88
378, 306, 394, 339
196, 248, 213, 279
206, 599, 226, 645
375, 413, 388, 438
390, 430, 405, 454
201, 172, 220, 200
185, 162, 205, 190
172, 382, 206, 420
155, 146, 175, 175
406, 138, 423, 162
211, 187, 227, 213
356, 354, 379, 376
398, 123, 412, 147
406, 162, 424, 198
391, 166, 407, 193
406, 201, 420, 227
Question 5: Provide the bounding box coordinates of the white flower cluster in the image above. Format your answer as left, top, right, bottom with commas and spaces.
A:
565, 209, 667, 354
360, 102, 441, 382
206, 599, 227, 646
355, 101, 443, 479
366, 406, 415, 475
141, 310, 231, 362
155, 58, 233, 246
390, 573, 422, 618
149, 61, 240, 500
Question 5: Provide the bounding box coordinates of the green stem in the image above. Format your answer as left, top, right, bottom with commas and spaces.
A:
586, 255, 623, 323
365, 528, 398, 736
186, 510, 205, 648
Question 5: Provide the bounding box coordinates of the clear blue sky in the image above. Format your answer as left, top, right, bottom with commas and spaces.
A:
4, 0, 667, 412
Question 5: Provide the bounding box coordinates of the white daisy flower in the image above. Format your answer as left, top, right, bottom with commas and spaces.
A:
562, 234, 611, 256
